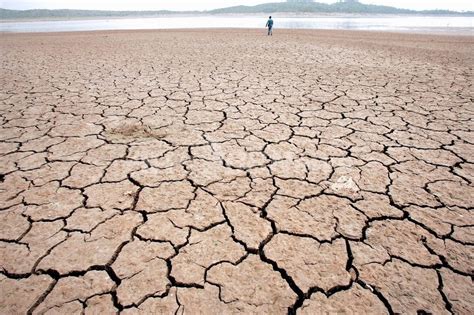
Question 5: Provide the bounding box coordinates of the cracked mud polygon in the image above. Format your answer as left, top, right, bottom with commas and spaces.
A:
0, 29, 473, 314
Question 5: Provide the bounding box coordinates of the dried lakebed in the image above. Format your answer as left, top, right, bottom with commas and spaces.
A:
0, 29, 473, 314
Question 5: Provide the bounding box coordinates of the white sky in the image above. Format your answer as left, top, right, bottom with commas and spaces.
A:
1, 0, 473, 12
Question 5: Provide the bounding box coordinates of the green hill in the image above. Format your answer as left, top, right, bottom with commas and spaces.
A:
0, 8, 196, 20
0, 2, 472, 20
209, 2, 471, 15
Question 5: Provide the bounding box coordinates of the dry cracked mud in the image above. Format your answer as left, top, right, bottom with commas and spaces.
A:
0, 29, 473, 314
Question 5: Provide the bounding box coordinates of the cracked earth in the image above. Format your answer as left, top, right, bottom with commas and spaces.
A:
0, 29, 473, 314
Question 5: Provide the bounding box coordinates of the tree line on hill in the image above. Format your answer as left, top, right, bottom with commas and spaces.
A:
1, 1, 472, 20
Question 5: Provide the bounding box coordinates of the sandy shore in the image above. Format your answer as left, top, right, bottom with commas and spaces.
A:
1, 29, 473, 314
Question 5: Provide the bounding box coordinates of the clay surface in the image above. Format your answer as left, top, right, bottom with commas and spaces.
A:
0, 29, 472, 314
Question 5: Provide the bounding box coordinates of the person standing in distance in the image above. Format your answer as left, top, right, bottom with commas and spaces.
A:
266, 16, 274, 36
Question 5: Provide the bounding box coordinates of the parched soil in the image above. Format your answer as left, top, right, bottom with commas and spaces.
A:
0, 29, 473, 314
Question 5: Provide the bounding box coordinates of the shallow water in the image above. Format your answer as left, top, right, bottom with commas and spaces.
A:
1, 15, 473, 34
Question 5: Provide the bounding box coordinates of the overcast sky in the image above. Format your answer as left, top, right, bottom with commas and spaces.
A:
1, 0, 472, 12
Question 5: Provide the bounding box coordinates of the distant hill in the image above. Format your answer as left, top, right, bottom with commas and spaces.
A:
1, 2, 472, 20
208, 2, 472, 15
210, 2, 410, 14
0, 8, 197, 20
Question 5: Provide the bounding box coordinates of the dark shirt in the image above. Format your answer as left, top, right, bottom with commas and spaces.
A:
266, 19, 274, 28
